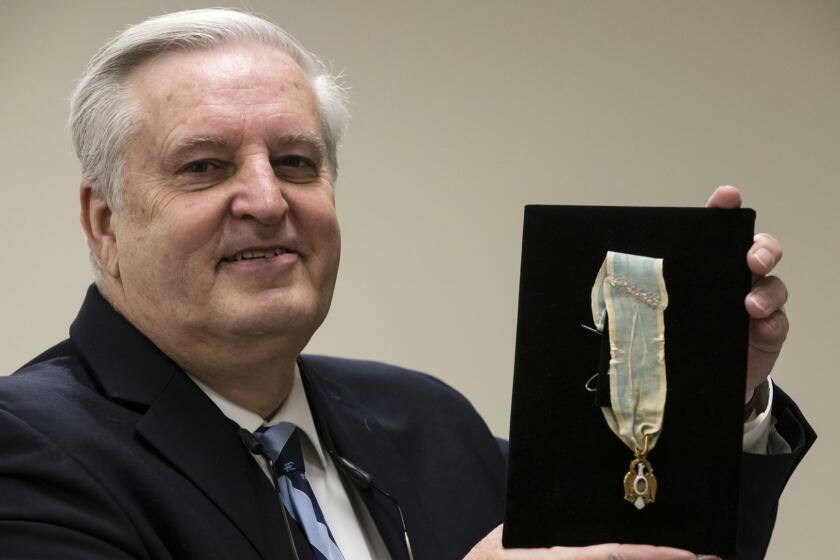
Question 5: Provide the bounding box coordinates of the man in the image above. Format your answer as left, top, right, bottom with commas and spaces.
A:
0, 8, 813, 560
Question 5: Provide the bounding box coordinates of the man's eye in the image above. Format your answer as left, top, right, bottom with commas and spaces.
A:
275, 156, 312, 169
273, 156, 318, 180
182, 160, 219, 174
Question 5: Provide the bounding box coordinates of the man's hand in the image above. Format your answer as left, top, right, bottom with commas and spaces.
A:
465, 525, 720, 560
706, 185, 788, 397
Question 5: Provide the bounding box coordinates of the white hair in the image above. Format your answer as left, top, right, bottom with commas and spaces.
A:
69, 8, 350, 209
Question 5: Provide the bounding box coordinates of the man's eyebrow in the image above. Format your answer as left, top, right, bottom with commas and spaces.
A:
271, 133, 328, 158
162, 135, 231, 166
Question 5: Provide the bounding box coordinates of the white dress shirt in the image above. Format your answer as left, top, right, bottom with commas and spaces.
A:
189, 367, 391, 560
743, 377, 787, 455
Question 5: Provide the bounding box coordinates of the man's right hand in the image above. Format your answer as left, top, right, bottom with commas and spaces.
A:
465, 525, 721, 560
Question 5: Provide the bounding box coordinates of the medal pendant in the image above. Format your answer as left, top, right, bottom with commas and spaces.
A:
623, 455, 657, 510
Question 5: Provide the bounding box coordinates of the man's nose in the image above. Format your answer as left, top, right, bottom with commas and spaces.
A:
229, 158, 289, 224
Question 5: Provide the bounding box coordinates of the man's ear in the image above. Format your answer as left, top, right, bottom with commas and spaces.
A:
80, 184, 120, 279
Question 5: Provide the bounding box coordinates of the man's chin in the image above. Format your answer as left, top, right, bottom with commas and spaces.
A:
215, 303, 321, 340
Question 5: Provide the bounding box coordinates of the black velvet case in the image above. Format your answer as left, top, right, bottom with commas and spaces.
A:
503, 206, 755, 558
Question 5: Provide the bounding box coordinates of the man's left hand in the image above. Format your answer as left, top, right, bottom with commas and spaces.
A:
706, 185, 788, 399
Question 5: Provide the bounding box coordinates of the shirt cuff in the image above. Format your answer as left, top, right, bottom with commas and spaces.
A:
742, 378, 773, 454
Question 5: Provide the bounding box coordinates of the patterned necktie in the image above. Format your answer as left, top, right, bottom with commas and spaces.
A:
255, 422, 345, 560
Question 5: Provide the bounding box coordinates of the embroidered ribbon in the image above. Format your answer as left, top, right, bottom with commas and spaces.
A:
591, 251, 668, 454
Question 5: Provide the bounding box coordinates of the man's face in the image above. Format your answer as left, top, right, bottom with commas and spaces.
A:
109, 43, 340, 349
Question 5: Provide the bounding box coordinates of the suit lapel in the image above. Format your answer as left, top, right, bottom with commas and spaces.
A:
300, 358, 445, 560
70, 286, 296, 560
137, 373, 295, 560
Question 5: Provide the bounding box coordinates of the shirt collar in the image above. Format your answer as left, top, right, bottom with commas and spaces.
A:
187, 364, 327, 468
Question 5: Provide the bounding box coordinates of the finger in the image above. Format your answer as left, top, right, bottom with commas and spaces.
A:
569, 543, 701, 560
467, 525, 709, 560
750, 308, 789, 354
492, 545, 700, 560
705, 185, 742, 208
745, 276, 788, 319
747, 309, 788, 393
748, 233, 783, 277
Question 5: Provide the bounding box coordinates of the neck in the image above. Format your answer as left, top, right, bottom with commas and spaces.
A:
165, 333, 301, 419
184, 351, 298, 420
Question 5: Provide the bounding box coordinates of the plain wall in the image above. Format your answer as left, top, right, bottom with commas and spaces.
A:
1, 1, 836, 557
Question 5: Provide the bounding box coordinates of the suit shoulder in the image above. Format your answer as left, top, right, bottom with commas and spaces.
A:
2, 337, 83, 400
0, 354, 100, 423
300, 354, 493, 445
3, 353, 82, 390
15, 338, 77, 372
301, 354, 468, 401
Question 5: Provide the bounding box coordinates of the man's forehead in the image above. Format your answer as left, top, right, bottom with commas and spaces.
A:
127, 43, 314, 112
124, 43, 323, 146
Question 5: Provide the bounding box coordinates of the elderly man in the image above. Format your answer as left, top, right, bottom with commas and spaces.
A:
0, 8, 812, 560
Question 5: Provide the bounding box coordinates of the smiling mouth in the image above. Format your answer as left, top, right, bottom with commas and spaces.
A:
222, 247, 294, 263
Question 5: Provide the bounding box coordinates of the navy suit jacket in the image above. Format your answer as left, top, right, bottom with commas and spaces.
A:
0, 286, 815, 559
0, 287, 506, 559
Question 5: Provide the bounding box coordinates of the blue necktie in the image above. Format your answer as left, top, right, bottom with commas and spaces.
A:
256, 423, 345, 560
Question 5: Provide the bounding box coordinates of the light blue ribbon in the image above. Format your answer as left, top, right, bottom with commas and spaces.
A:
591, 251, 668, 453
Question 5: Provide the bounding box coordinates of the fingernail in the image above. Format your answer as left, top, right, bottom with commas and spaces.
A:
763, 316, 778, 331
748, 293, 768, 312
754, 248, 774, 269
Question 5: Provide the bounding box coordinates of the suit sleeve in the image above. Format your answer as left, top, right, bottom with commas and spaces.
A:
0, 409, 149, 560
736, 386, 816, 560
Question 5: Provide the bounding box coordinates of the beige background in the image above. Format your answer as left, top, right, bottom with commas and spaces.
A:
1, 0, 836, 557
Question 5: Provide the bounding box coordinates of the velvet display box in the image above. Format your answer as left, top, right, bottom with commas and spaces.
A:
503, 206, 755, 558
